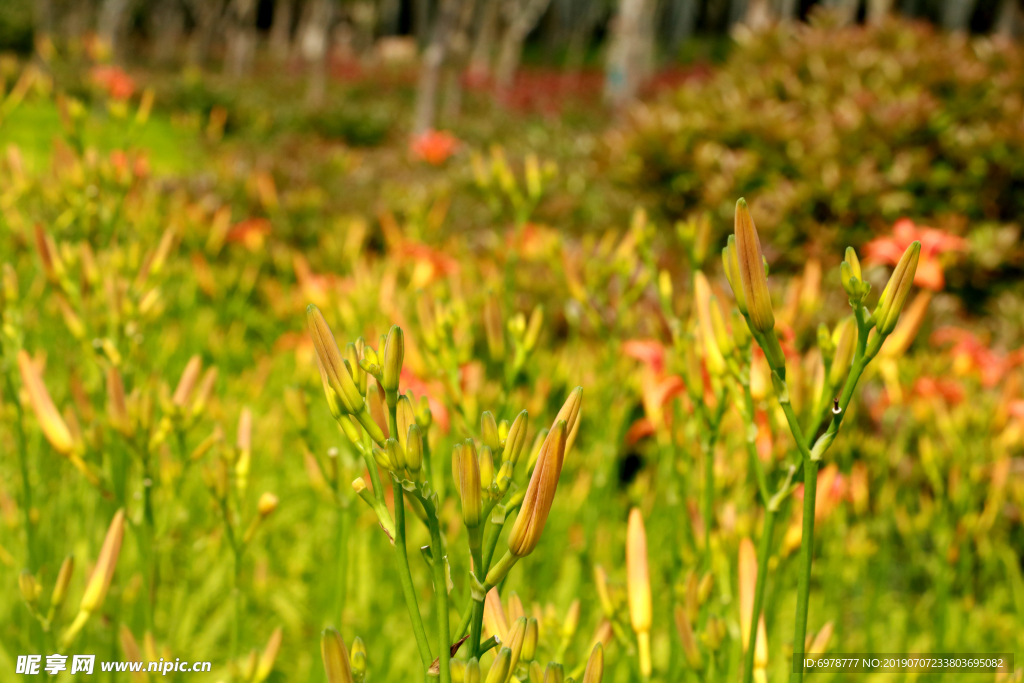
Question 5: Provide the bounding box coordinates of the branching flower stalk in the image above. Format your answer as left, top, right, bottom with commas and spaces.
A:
724, 198, 921, 683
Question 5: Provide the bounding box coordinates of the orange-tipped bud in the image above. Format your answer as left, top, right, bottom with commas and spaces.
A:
321, 628, 353, 683
582, 643, 604, 683
172, 355, 202, 409
18, 350, 76, 456
308, 305, 364, 414
734, 199, 774, 333
80, 508, 126, 613
694, 272, 727, 376
255, 627, 283, 682
738, 537, 757, 652
508, 420, 567, 558
873, 241, 921, 335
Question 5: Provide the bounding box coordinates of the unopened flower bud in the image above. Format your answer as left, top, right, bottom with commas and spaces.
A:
453, 443, 483, 527
254, 627, 282, 682
723, 236, 748, 315
828, 317, 856, 390
321, 628, 353, 683
405, 425, 423, 475
257, 492, 279, 517
582, 643, 604, 683
485, 648, 512, 683
18, 350, 77, 456
694, 272, 727, 376
873, 241, 921, 335
481, 411, 500, 451
734, 199, 774, 334
522, 618, 539, 662
382, 326, 404, 405
19, 570, 38, 605
506, 420, 567, 559
347, 341, 367, 396
524, 305, 544, 352
465, 658, 481, 683
543, 662, 564, 683
503, 410, 529, 465
172, 355, 202, 410
51, 555, 75, 609
479, 445, 495, 489
350, 637, 367, 682
627, 507, 652, 678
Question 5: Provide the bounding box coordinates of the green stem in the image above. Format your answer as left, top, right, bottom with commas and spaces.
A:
790, 458, 819, 683
332, 495, 348, 625
743, 508, 777, 683
428, 513, 452, 683
8, 371, 36, 571
394, 483, 434, 674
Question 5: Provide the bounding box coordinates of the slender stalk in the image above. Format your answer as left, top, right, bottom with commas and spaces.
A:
743, 508, 777, 683
428, 512, 452, 683
393, 483, 434, 674
790, 458, 819, 683
232, 550, 243, 666
332, 497, 348, 625
8, 371, 36, 571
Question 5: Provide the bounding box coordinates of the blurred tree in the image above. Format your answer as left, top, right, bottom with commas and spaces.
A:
269, 0, 295, 63
413, 0, 463, 133
152, 0, 187, 65
300, 0, 335, 106
495, 0, 556, 92
97, 0, 131, 56
605, 0, 655, 108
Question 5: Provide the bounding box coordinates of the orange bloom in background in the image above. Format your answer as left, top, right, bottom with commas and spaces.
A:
90, 65, 135, 100
226, 218, 272, 251
931, 327, 1024, 388
864, 219, 967, 291
622, 339, 666, 375
410, 130, 460, 165
399, 368, 450, 434
622, 339, 685, 445
912, 376, 965, 405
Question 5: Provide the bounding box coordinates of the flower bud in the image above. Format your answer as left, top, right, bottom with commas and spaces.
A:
503, 410, 529, 465
481, 411, 501, 451
79, 508, 126, 614
349, 637, 366, 682
453, 443, 483, 527
465, 658, 481, 683
873, 241, 921, 335
627, 507, 652, 678
582, 643, 604, 683
594, 565, 614, 616
19, 570, 38, 605
674, 604, 702, 669
107, 365, 131, 435
397, 395, 417, 448
255, 627, 283, 682
524, 305, 544, 352
507, 420, 567, 558
845, 246, 862, 281
51, 555, 75, 609
307, 305, 364, 414
365, 381, 390, 440
405, 424, 423, 475
543, 662, 564, 683
258, 492, 279, 517
172, 355, 202, 410
522, 618, 539, 662
386, 438, 405, 472
485, 647, 511, 683
382, 326, 404, 404
723, 236, 748, 315
738, 537, 757, 652
321, 628, 353, 683
505, 617, 528, 674
18, 350, 77, 456
734, 199, 774, 333
415, 395, 433, 429
347, 341, 367, 396
479, 445, 495, 489
483, 295, 505, 361
694, 272, 727, 376
562, 599, 580, 639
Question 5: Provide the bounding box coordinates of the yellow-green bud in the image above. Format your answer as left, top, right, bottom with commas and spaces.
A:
734, 199, 774, 333
481, 411, 500, 450
543, 662, 564, 683
504, 410, 529, 465
386, 438, 405, 472
505, 617, 528, 675
506, 420, 567, 558
694, 272, 726, 376
873, 241, 921, 335
582, 643, 604, 683
522, 618, 539, 662
415, 395, 433, 429
350, 637, 366, 682
51, 555, 75, 609
307, 305, 364, 414
453, 443, 483, 527
321, 628, 353, 683
479, 445, 495, 489
710, 295, 733, 358
346, 342, 367, 397
382, 326, 404, 405
19, 570, 38, 605
723, 236, 748, 315
405, 425, 423, 475
485, 647, 512, 683
524, 305, 544, 352
466, 658, 481, 683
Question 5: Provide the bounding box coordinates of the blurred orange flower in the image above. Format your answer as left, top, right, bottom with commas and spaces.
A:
931, 327, 1024, 388
90, 65, 135, 100
864, 219, 966, 291
226, 218, 272, 251
410, 130, 460, 165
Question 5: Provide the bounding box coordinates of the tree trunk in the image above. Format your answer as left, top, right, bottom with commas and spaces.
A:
604, 0, 655, 109
185, 0, 226, 66
494, 0, 555, 93
224, 0, 258, 77
442, 0, 479, 120
413, 0, 463, 134
270, 0, 295, 63
564, 0, 605, 72
995, 0, 1023, 36
300, 0, 335, 107
867, 0, 894, 22
666, 0, 697, 55
939, 0, 976, 30
468, 0, 499, 79
97, 0, 131, 56
152, 0, 187, 65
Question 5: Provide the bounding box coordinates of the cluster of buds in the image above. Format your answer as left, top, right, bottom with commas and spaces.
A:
470, 146, 557, 226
